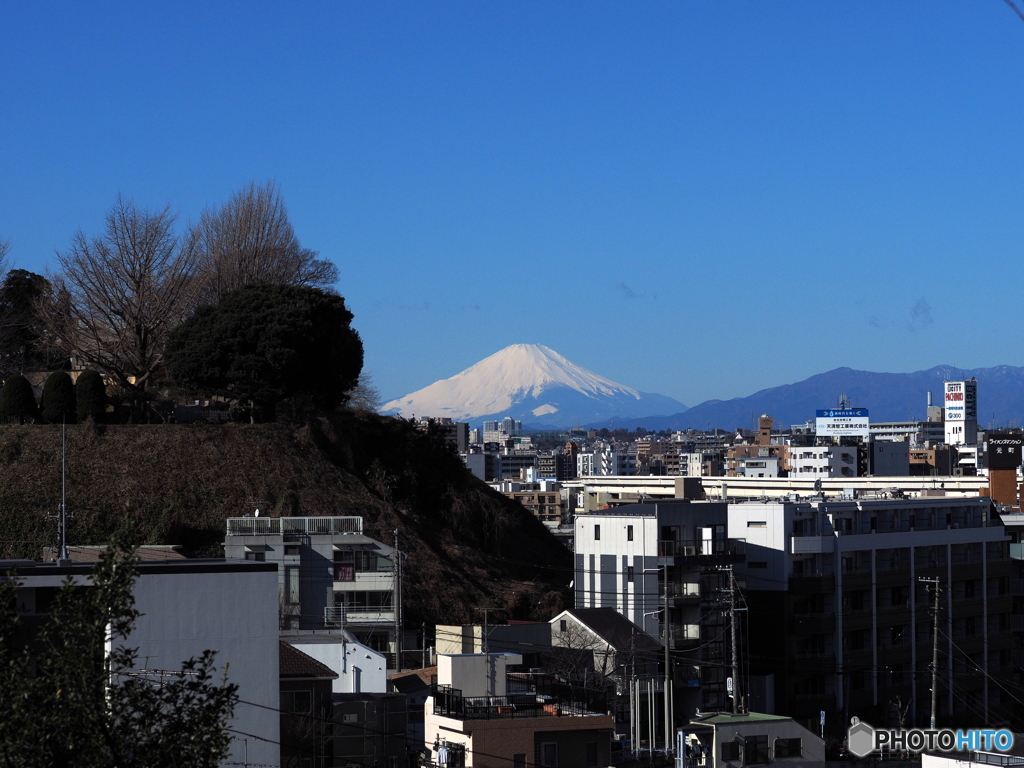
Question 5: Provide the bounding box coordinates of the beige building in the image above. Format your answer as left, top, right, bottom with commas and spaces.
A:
424, 653, 615, 768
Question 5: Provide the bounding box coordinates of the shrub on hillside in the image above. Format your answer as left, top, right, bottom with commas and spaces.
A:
0, 374, 39, 423
41, 370, 76, 424
76, 369, 107, 423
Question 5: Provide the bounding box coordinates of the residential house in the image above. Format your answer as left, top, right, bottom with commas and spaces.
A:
679, 712, 824, 768
280, 641, 338, 768
424, 653, 615, 768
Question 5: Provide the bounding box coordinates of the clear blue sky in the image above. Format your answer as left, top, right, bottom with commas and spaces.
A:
3, 2, 1024, 408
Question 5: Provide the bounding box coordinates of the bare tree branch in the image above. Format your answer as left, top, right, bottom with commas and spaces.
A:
0, 238, 10, 276
39, 197, 200, 400
192, 181, 338, 302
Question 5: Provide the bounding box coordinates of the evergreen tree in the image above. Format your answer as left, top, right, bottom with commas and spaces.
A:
165, 284, 363, 422
40, 370, 76, 424
0, 373, 38, 423
75, 369, 107, 423
0, 544, 239, 766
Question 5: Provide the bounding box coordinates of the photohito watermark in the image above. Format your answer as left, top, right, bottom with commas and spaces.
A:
847, 717, 1015, 757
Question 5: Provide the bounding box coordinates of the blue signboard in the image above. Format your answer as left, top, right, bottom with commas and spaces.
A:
816, 409, 868, 418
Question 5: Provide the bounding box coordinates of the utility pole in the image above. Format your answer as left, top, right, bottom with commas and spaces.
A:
60, 420, 68, 563
481, 607, 492, 697
663, 561, 671, 752
394, 529, 402, 673
729, 567, 741, 714
920, 576, 941, 729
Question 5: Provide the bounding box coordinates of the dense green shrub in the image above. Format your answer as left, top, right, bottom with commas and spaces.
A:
75, 369, 107, 423
0, 373, 39, 423
41, 370, 76, 424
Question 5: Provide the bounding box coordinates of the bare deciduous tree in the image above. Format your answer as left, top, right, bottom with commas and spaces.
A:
41, 197, 200, 404
192, 181, 338, 302
349, 371, 382, 413
0, 237, 10, 275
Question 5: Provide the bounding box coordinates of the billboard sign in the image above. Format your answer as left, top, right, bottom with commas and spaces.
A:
816, 409, 869, 437
987, 433, 1023, 470
944, 380, 977, 423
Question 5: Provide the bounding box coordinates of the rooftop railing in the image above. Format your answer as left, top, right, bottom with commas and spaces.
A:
226, 516, 363, 536
431, 683, 607, 720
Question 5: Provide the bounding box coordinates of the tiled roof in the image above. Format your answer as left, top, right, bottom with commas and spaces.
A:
279, 641, 338, 679
562, 608, 662, 652
389, 666, 436, 691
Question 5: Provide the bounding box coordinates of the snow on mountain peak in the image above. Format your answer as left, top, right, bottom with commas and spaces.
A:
381, 343, 643, 420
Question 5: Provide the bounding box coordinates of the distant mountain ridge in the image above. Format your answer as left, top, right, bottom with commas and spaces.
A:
381, 344, 687, 427
587, 364, 1024, 432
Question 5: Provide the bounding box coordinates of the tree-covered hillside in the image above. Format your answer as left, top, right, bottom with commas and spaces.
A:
0, 414, 571, 624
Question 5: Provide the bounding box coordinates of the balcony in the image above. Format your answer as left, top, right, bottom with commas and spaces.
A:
793, 613, 836, 634
791, 536, 833, 555
226, 516, 363, 536
669, 624, 701, 649
658, 538, 745, 565
666, 582, 700, 601
788, 573, 835, 594
324, 605, 394, 628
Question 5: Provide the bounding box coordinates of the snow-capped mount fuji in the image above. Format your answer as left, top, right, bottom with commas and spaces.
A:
381, 344, 687, 428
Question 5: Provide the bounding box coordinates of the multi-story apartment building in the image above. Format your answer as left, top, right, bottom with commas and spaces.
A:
415, 416, 470, 453
578, 449, 635, 477
728, 496, 1014, 726
789, 445, 859, 478
573, 501, 746, 717
224, 516, 398, 660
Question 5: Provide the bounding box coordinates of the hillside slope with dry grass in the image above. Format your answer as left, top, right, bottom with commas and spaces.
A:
0, 414, 571, 624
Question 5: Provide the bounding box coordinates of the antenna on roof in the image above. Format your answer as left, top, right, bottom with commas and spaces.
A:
50, 419, 71, 566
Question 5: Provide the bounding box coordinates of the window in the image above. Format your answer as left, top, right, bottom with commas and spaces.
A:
595, 525, 601, 541
540, 742, 558, 768
285, 567, 299, 605
775, 738, 802, 758
560, 619, 567, 632
334, 551, 355, 582
627, 525, 633, 541
586, 743, 598, 766
744, 735, 770, 764
747, 521, 767, 528
721, 742, 740, 761
627, 566, 634, 583
280, 690, 312, 714
244, 551, 265, 562
284, 543, 300, 556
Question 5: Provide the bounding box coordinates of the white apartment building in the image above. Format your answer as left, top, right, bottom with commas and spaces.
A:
573, 501, 746, 715
224, 516, 399, 661
789, 446, 858, 478
733, 456, 781, 478
578, 449, 634, 477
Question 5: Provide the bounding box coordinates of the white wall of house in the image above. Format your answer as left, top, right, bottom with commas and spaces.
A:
289, 637, 388, 693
